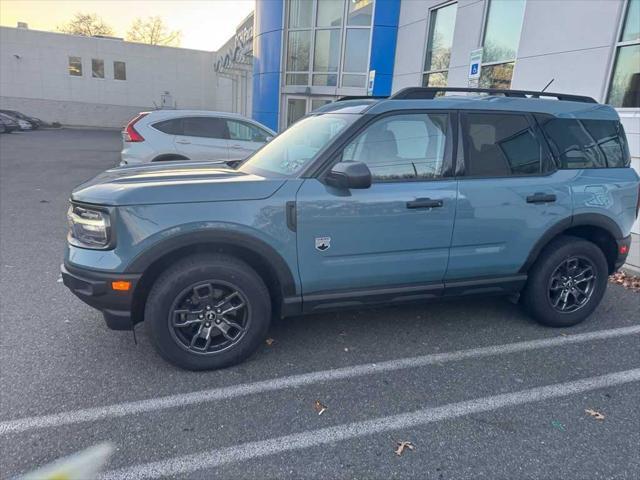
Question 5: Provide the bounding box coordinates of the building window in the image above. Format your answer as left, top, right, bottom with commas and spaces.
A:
114, 61, 126, 80
480, 0, 526, 89
284, 0, 373, 88
607, 0, 640, 107
422, 2, 457, 87
92, 59, 104, 79
68, 56, 82, 76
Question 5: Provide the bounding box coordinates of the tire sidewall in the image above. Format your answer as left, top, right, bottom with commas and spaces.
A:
146, 256, 271, 370
524, 237, 608, 327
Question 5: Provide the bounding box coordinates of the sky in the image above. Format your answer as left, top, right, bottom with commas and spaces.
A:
0, 0, 255, 51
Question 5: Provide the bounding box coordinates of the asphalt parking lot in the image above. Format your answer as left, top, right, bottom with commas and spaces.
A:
1, 128, 639, 479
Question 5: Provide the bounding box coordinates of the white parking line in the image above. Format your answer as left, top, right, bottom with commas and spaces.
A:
1, 325, 639, 436
100, 368, 640, 480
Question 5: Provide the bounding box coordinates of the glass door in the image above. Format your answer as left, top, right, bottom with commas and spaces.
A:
284, 96, 336, 129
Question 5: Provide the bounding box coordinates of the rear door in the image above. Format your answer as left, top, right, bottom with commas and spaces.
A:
296, 111, 458, 298
225, 119, 272, 161
174, 116, 230, 161
446, 111, 572, 280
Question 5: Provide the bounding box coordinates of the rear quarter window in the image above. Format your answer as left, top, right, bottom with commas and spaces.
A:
539, 118, 630, 169
153, 118, 183, 135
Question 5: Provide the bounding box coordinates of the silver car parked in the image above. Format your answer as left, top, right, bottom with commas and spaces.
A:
120, 110, 276, 166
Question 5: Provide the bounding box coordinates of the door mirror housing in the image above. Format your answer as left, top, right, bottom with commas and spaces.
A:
325, 161, 372, 189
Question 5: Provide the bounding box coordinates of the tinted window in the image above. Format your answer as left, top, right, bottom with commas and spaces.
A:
343, 113, 449, 181
226, 120, 270, 142
541, 118, 629, 169
464, 113, 542, 176
92, 59, 104, 78
68, 56, 82, 76
182, 117, 229, 139
153, 119, 183, 135
114, 61, 126, 80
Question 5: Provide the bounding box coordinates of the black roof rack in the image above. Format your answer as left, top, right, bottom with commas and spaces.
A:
390, 87, 597, 104
336, 95, 387, 102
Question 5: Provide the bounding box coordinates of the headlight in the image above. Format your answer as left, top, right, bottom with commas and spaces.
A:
67, 204, 112, 249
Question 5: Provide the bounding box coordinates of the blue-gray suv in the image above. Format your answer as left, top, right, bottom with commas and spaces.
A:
63, 87, 640, 370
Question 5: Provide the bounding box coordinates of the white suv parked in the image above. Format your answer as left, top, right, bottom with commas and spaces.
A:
120, 110, 276, 166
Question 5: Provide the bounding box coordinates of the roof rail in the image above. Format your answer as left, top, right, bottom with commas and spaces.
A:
336, 95, 387, 102
390, 87, 597, 104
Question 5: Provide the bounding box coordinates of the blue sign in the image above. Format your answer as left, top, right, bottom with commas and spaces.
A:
470, 63, 479, 76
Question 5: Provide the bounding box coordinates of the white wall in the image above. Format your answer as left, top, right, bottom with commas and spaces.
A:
0, 26, 219, 128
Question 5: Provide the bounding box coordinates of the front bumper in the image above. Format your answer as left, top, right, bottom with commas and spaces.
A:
61, 263, 141, 330
614, 235, 632, 270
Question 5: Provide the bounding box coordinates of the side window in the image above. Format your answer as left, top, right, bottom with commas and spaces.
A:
342, 113, 449, 181
153, 119, 183, 135
463, 113, 543, 177
541, 118, 629, 169
182, 117, 230, 139
226, 120, 270, 142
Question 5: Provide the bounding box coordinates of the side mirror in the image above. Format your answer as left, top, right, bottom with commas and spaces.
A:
325, 161, 372, 189
265, 135, 274, 142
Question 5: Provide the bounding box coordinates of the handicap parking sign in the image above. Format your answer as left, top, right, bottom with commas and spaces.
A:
470, 64, 479, 75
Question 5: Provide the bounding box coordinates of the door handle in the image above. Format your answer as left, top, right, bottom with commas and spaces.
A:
526, 193, 557, 204
230, 144, 243, 149
176, 139, 190, 144
406, 198, 444, 209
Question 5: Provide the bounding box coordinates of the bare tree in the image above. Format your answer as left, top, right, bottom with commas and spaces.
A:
126, 17, 181, 46
58, 13, 114, 37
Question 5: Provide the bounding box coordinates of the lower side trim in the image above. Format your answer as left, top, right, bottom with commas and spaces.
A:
286, 274, 528, 315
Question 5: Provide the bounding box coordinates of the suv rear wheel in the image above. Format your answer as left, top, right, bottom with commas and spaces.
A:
522, 235, 608, 327
145, 254, 271, 370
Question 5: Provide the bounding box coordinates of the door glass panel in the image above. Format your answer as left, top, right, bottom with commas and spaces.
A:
343, 113, 449, 181
342, 73, 366, 87
464, 113, 542, 176
317, 0, 343, 27
621, 0, 639, 42
153, 119, 183, 135
422, 71, 448, 87
286, 98, 307, 127
344, 28, 370, 72
313, 29, 341, 73
482, 0, 526, 63
479, 62, 514, 89
424, 3, 458, 72
288, 0, 313, 28
182, 117, 229, 139
286, 30, 311, 72
311, 99, 332, 111
347, 0, 373, 25
312, 73, 338, 86
606, 44, 640, 108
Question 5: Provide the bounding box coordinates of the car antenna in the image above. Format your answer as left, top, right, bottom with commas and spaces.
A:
541, 78, 554, 93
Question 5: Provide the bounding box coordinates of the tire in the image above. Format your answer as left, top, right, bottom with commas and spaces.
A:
522, 235, 608, 327
145, 254, 271, 370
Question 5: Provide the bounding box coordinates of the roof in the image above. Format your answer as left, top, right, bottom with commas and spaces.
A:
364, 95, 619, 120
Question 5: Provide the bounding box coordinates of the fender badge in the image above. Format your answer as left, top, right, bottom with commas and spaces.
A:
315, 236, 331, 251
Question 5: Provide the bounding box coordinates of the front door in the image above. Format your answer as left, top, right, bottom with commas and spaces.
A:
224, 119, 272, 161
174, 116, 229, 161
296, 111, 458, 297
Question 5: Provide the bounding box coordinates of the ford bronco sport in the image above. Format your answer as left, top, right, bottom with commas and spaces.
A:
63, 87, 640, 370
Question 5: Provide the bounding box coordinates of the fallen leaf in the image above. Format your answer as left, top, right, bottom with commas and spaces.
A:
265, 338, 275, 346
551, 420, 566, 431
609, 271, 640, 292
395, 441, 415, 456
314, 400, 327, 415
585, 409, 605, 420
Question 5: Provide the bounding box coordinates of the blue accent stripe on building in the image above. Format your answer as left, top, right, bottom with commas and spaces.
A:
369, 0, 401, 97
252, 0, 284, 131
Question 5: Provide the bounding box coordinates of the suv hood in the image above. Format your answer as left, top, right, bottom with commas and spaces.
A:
71, 161, 286, 206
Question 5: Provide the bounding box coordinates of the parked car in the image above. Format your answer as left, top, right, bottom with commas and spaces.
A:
63, 87, 639, 370
120, 110, 275, 166
0, 109, 41, 129
0, 113, 20, 133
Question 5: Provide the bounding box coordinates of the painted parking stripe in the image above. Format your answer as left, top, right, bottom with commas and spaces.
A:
1, 325, 639, 435
100, 369, 640, 480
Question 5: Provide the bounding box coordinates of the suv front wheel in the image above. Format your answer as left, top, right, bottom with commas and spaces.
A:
522, 235, 609, 327
145, 254, 271, 370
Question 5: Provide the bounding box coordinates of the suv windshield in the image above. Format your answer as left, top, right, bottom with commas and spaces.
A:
240, 114, 357, 177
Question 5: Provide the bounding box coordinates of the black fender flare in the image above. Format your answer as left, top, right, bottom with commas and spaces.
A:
125, 230, 297, 297
519, 213, 623, 273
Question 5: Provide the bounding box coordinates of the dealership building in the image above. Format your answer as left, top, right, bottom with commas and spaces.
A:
1, 0, 639, 268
